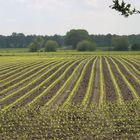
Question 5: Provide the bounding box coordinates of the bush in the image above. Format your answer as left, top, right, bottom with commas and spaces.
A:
131, 44, 140, 51
65, 29, 91, 49
45, 40, 58, 52
112, 36, 129, 51
77, 40, 96, 51
29, 43, 38, 52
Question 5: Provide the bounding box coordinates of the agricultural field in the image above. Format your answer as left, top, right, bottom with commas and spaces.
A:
0, 53, 140, 139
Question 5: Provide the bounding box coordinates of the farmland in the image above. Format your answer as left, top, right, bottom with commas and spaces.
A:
0, 53, 140, 139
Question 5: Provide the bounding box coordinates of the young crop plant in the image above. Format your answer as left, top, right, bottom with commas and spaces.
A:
105, 57, 123, 105
0, 61, 47, 85
0, 61, 69, 111
114, 57, 140, 85
99, 56, 105, 108
82, 57, 98, 108
120, 57, 140, 75
0, 60, 38, 75
130, 57, 140, 63
43, 58, 89, 108
0, 61, 42, 79
44, 57, 94, 107
0, 60, 57, 97
27, 59, 83, 107
125, 57, 140, 67
0, 61, 47, 90
62, 58, 93, 108
109, 57, 139, 101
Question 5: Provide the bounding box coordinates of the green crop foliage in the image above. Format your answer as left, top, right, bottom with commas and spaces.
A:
1, 61, 69, 111
105, 57, 123, 104
114, 57, 140, 85
99, 56, 105, 108
82, 57, 98, 107
120, 57, 140, 75
0, 53, 140, 139
28, 59, 83, 107
110, 57, 139, 101
44, 58, 87, 108
62, 58, 93, 108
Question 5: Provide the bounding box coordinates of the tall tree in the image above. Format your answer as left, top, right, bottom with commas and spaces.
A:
65, 29, 91, 49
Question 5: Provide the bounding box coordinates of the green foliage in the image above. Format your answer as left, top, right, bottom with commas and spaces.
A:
110, 0, 140, 17
29, 43, 38, 52
34, 37, 44, 49
45, 40, 58, 52
65, 29, 91, 49
131, 44, 140, 51
1, 102, 140, 139
77, 40, 96, 51
28, 37, 44, 52
1, 33, 140, 51
112, 36, 129, 51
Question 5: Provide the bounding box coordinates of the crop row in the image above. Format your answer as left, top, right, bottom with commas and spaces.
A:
0, 55, 140, 111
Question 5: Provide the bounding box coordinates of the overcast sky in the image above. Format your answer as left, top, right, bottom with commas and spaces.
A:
0, 0, 140, 35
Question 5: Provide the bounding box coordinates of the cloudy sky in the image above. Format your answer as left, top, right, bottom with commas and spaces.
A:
0, 0, 140, 35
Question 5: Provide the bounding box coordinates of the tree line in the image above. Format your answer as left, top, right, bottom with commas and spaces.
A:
0, 30, 140, 52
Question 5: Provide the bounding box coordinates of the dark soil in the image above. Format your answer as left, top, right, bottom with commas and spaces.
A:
108, 58, 133, 101
102, 57, 117, 102
0, 61, 41, 80
10, 61, 73, 108
89, 57, 100, 105
37, 61, 81, 107
0, 61, 68, 108
0, 62, 55, 92
122, 58, 140, 72
113, 58, 140, 97
52, 60, 86, 107
72, 59, 94, 104
0, 61, 57, 97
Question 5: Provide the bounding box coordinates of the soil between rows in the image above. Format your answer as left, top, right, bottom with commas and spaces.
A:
119, 58, 140, 80
113, 58, 140, 97
0, 61, 37, 73
0, 62, 56, 92
0, 61, 58, 98
50, 60, 87, 108
0, 61, 42, 80
36, 61, 81, 107
102, 57, 117, 102
7, 62, 74, 108
71, 58, 94, 104
122, 58, 140, 72
108, 58, 133, 101
89, 57, 100, 105
0, 62, 68, 108
0, 61, 51, 86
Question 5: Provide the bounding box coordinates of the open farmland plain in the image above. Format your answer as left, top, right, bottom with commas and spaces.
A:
0, 53, 140, 139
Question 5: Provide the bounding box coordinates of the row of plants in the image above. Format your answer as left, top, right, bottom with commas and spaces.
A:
0, 55, 140, 111
99, 56, 105, 107
114, 57, 140, 85
62, 58, 93, 108
105, 57, 123, 104
109, 57, 139, 100
120, 57, 140, 75
82, 57, 98, 107
1, 61, 69, 111
0, 61, 45, 85
0, 61, 40, 79
0, 60, 54, 96
44, 58, 89, 108
28, 59, 83, 107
